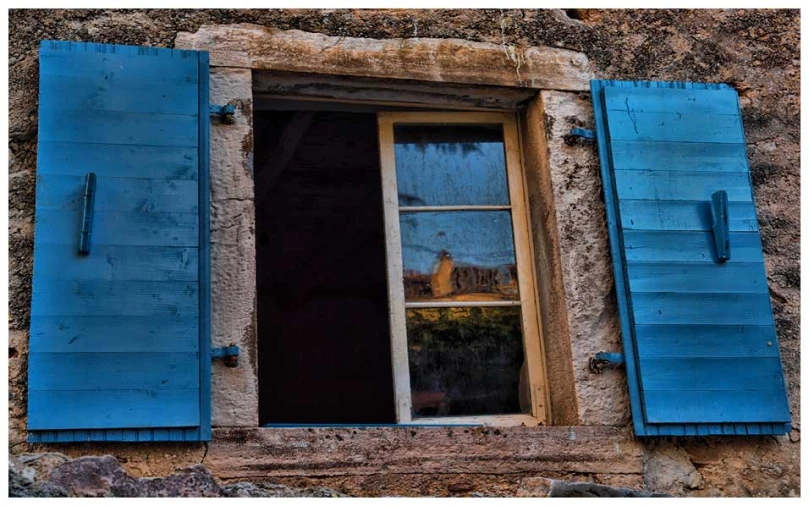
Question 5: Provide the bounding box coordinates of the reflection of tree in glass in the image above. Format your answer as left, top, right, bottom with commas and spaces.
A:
407, 307, 525, 417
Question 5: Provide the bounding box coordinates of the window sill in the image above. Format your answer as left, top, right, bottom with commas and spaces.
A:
206, 426, 643, 481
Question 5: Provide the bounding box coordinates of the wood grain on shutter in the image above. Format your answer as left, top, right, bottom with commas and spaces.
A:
591, 79, 790, 436
27, 40, 210, 442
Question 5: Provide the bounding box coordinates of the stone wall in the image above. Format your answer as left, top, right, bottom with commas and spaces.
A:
8, 8, 800, 497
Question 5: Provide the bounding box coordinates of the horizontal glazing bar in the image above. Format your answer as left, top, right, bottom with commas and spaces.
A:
404, 300, 522, 308
399, 205, 512, 212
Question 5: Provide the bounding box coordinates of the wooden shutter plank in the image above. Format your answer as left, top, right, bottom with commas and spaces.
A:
623, 231, 764, 263
644, 391, 791, 424
28, 389, 200, 430
639, 357, 787, 391
39, 111, 198, 147
36, 176, 198, 213
39, 52, 198, 83
31, 280, 198, 317
29, 352, 200, 390
40, 39, 199, 57
635, 324, 779, 359
627, 262, 768, 293
30, 316, 200, 353
610, 140, 749, 172
619, 200, 758, 231
631, 293, 775, 326
604, 111, 744, 144
39, 76, 198, 115
37, 142, 198, 179
614, 170, 753, 202
35, 210, 199, 247
604, 87, 740, 115
29, 427, 210, 443
603, 87, 744, 144
34, 245, 198, 282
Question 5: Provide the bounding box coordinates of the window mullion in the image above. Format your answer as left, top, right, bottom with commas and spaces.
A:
377, 113, 414, 424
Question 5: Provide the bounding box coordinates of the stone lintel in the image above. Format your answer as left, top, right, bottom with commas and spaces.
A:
175, 24, 592, 91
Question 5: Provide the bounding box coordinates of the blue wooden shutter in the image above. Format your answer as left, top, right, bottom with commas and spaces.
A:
591, 80, 791, 436
27, 41, 211, 442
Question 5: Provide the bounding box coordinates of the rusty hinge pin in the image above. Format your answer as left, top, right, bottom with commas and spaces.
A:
209, 104, 236, 124
564, 127, 597, 146
589, 352, 625, 374
211, 345, 240, 367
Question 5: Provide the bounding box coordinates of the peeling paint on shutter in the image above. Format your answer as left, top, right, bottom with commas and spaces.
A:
591, 79, 791, 436
27, 41, 211, 442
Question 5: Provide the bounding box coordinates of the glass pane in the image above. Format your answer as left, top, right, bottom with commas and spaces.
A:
401, 211, 519, 302
407, 306, 529, 418
394, 124, 510, 206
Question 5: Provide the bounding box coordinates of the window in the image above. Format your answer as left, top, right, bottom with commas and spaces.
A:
378, 112, 548, 425
254, 108, 548, 426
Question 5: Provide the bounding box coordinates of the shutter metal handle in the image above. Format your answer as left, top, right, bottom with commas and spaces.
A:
711, 190, 730, 263
78, 173, 96, 255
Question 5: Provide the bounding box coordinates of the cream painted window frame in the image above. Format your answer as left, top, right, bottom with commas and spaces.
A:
377, 111, 550, 426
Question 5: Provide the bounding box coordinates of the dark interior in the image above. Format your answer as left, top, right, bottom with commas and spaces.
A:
254, 109, 396, 425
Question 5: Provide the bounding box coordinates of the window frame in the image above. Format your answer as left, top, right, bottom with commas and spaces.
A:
377, 111, 550, 426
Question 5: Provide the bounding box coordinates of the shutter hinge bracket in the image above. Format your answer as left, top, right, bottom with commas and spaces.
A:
209, 104, 236, 125
564, 127, 596, 146
589, 352, 624, 374
211, 345, 240, 367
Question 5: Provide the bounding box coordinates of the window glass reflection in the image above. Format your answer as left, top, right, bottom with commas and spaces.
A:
407, 306, 528, 418
394, 125, 509, 207
400, 211, 519, 302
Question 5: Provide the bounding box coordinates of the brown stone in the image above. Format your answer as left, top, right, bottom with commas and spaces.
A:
176, 25, 593, 91
204, 426, 644, 480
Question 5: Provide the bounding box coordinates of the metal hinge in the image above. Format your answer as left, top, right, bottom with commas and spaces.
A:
209, 104, 236, 124
711, 190, 731, 263
211, 345, 240, 367
564, 127, 596, 146
589, 352, 624, 374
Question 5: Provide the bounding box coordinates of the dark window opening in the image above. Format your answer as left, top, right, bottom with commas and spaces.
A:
255, 110, 396, 424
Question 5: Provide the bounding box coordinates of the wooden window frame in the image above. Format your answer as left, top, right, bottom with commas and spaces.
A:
378, 111, 550, 426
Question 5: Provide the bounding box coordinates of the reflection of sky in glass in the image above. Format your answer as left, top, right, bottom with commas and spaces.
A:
394, 126, 509, 206
400, 211, 516, 275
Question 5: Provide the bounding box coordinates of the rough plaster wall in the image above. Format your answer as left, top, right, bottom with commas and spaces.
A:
208, 68, 258, 426
8, 8, 800, 497
539, 91, 629, 426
